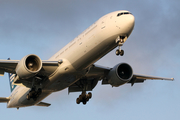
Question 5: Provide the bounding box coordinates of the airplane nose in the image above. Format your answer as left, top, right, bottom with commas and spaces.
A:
124, 15, 135, 36
128, 15, 135, 26
127, 15, 135, 28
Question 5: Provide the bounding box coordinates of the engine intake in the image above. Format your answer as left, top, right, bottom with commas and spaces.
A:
16, 54, 42, 79
107, 63, 133, 87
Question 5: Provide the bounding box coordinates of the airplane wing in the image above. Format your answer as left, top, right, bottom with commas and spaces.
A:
0, 60, 60, 76
133, 74, 174, 80
0, 60, 19, 75
0, 57, 61, 88
129, 74, 174, 86
68, 64, 174, 92
68, 64, 108, 93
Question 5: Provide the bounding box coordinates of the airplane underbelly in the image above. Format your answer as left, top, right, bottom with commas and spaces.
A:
19, 92, 51, 107
7, 87, 51, 108
45, 36, 118, 91
71, 35, 117, 70
47, 73, 77, 91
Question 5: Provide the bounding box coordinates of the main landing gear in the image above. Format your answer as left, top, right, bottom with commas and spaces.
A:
115, 36, 125, 56
26, 87, 42, 101
76, 91, 92, 105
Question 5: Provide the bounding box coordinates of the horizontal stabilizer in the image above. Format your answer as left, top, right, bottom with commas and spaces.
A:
35, 102, 51, 107
0, 97, 10, 103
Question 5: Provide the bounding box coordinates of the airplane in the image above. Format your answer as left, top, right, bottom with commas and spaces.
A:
0, 10, 174, 109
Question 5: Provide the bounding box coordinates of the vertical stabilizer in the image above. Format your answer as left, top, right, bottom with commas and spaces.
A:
7, 58, 17, 92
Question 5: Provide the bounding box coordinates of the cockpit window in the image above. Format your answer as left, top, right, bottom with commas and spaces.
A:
117, 12, 132, 17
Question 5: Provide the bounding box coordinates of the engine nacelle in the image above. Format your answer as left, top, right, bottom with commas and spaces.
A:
107, 63, 133, 87
15, 54, 42, 79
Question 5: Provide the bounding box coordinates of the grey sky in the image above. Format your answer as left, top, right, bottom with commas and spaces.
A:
0, 0, 180, 120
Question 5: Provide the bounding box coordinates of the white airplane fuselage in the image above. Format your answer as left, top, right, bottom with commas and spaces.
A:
7, 10, 135, 108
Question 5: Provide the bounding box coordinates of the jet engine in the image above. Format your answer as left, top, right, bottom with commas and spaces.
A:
15, 54, 42, 79
106, 63, 133, 87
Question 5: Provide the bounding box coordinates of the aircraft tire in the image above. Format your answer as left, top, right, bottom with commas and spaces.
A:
120, 50, 124, 56
76, 98, 80, 104
83, 100, 87, 105
116, 49, 120, 55
88, 92, 92, 99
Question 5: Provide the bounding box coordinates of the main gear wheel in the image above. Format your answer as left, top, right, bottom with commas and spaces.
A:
76, 92, 92, 105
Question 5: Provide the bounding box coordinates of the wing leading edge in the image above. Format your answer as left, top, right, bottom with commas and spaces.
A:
0, 60, 19, 75
129, 74, 174, 86
133, 74, 174, 81
0, 60, 60, 75
0, 58, 61, 88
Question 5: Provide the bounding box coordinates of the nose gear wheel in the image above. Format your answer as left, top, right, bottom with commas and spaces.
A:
116, 49, 124, 56
115, 36, 125, 56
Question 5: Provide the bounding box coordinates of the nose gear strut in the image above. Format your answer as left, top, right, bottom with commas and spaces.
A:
115, 36, 126, 56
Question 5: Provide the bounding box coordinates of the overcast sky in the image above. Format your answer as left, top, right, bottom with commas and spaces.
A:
0, 0, 180, 120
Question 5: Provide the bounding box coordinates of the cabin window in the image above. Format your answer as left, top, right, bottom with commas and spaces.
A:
117, 13, 123, 16
117, 12, 132, 17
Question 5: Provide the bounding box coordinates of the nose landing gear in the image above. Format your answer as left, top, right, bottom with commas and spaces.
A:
115, 36, 126, 56
76, 91, 92, 105
116, 48, 124, 56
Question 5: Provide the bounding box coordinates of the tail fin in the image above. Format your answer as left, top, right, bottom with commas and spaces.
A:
8, 73, 17, 92
7, 58, 17, 92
